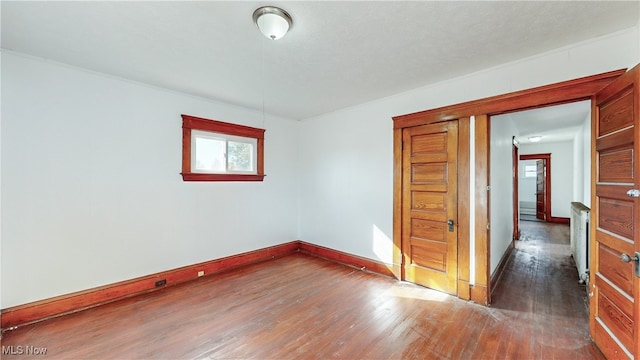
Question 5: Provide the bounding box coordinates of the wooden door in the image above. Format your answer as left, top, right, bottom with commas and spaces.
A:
402, 121, 458, 295
591, 65, 640, 359
536, 159, 546, 221
512, 140, 520, 240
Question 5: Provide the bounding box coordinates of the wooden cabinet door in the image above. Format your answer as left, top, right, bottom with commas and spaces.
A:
591, 65, 640, 359
402, 121, 458, 295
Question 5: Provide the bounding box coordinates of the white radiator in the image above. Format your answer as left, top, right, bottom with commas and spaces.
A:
570, 202, 590, 284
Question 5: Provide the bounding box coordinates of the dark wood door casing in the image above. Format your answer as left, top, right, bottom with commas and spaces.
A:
535, 159, 546, 221
393, 69, 626, 306
519, 153, 552, 222
512, 140, 520, 240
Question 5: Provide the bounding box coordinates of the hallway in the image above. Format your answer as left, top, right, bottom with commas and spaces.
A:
491, 220, 603, 358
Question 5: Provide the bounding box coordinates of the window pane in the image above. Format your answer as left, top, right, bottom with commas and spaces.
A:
227, 141, 254, 172
524, 165, 537, 178
194, 137, 226, 172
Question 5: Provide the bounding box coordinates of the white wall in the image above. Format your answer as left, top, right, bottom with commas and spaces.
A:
519, 160, 537, 204
299, 27, 638, 271
1, 52, 300, 308
576, 113, 592, 207
573, 124, 585, 206
298, 105, 393, 262
518, 141, 575, 219
489, 121, 518, 274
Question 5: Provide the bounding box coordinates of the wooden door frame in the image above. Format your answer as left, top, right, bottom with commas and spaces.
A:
519, 153, 553, 222
512, 138, 520, 240
393, 68, 626, 305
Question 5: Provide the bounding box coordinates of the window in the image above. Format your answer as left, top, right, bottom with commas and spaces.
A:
181, 114, 265, 181
524, 164, 537, 178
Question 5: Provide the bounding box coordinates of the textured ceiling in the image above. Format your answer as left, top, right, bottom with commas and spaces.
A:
2, 1, 638, 120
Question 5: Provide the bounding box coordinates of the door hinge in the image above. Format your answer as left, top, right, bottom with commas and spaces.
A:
487, 186, 491, 191
486, 223, 490, 230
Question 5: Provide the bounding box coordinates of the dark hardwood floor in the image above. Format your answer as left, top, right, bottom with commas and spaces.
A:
1, 223, 603, 359
491, 220, 602, 359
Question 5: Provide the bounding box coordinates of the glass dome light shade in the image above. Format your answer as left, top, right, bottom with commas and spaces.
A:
253, 6, 292, 40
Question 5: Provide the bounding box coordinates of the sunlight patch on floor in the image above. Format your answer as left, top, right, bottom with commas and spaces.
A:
385, 284, 449, 302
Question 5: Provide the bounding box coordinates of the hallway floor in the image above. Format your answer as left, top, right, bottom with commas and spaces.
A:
491, 220, 602, 359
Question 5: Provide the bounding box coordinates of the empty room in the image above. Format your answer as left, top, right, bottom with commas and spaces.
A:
2, 1, 640, 359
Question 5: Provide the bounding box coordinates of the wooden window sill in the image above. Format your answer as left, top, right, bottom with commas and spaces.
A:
181, 173, 265, 182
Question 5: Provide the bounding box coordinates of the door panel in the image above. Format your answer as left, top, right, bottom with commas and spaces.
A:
599, 148, 634, 183
592, 65, 639, 360
412, 164, 447, 182
598, 197, 634, 239
598, 243, 634, 295
536, 159, 546, 220
402, 121, 458, 295
595, 321, 631, 360
599, 287, 634, 351
412, 192, 446, 211
598, 87, 634, 136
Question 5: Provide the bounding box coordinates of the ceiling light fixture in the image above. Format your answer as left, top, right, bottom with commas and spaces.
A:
253, 6, 293, 40
528, 136, 542, 143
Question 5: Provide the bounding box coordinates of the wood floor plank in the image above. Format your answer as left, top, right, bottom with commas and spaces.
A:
1, 221, 603, 359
